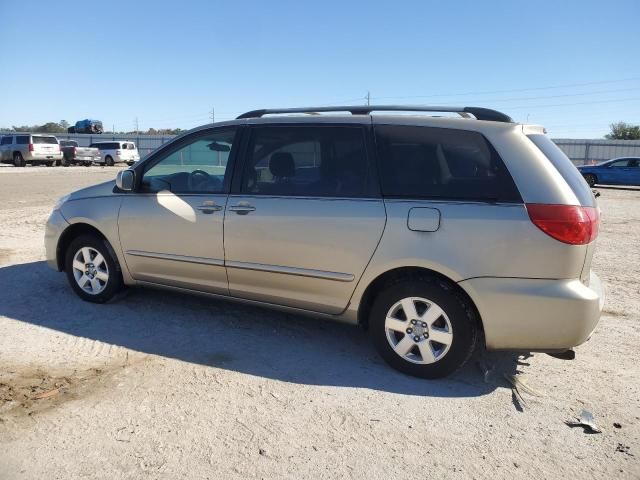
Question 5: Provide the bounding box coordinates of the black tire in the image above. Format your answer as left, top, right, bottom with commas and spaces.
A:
13, 152, 25, 167
61, 155, 70, 167
369, 276, 478, 379
83, 161, 92, 167
105, 155, 114, 166
46, 160, 55, 167
584, 173, 597, 187
64, 234, 123, 303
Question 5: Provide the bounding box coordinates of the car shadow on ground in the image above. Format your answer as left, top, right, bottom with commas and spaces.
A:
0, 261, 522, 398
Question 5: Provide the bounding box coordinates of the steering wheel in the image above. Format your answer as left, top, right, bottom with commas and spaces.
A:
188, 169, 220, 191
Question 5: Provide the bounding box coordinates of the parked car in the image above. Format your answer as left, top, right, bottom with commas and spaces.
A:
68, 119, 103, 134
0, 133, 62, 167
59, 140, 102, 166
45, 105, 604, 378
577, 157, 640, 187
89, 141, 140, 166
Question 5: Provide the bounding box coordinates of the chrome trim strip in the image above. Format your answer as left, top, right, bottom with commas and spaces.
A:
226, 260, 354, 282
126, 250, 224, 267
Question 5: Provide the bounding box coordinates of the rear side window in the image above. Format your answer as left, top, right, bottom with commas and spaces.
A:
375, 125, 521, 202
0, 136, 12, 145
33, 136, 58, 144
241, 126, 370, 197
16, 135, 29, 144
527, 134, 594, 207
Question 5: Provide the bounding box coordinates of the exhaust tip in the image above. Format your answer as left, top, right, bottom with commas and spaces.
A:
547, 349, 576, 361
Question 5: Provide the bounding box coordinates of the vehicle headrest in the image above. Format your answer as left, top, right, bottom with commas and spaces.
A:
270, 152, 295, 178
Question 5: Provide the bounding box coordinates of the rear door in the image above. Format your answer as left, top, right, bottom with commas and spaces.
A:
626, 158, 640, 185
224, 124, 385, 314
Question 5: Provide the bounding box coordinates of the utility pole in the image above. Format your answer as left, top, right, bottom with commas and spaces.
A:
210, 107, 215, 124
134, 117, 139, 134
366, 91, 371, 106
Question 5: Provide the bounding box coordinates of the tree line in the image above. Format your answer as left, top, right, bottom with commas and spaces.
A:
0, 120, 184, 136
2, 120, 639, 139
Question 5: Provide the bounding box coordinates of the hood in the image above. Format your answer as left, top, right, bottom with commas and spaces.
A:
68, 180, 117, 201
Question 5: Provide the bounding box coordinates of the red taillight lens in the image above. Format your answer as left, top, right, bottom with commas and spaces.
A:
527, 204, 599, 245
28, 143, 34, 152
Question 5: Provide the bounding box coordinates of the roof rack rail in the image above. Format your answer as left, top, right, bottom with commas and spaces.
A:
236, 105, 513, 123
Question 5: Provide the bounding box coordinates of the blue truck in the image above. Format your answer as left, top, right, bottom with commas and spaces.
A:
67, 119, 103, 134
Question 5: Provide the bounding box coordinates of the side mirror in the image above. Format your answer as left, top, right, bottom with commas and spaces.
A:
116, 169, 135, 191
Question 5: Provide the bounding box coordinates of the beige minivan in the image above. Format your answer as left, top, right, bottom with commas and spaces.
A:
45, 106, 604, 378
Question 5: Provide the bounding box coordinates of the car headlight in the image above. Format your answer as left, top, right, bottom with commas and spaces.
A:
53, 194, 70, 211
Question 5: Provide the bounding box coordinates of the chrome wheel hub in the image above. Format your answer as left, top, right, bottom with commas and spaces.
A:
72, 247, 109, 295
384, 297, 453, 365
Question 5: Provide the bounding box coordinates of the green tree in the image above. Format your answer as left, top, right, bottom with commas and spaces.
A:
605, 122, 640, 140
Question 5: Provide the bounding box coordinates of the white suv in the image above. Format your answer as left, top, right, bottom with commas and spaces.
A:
89, 141, 140, 166
0, 133, 63, 167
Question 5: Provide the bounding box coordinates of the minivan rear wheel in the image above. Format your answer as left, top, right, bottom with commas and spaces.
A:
65, 234, 122, 303
105, 155, 114, 166
369, 277, 477, 379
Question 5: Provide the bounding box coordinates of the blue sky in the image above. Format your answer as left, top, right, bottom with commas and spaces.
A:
1, 0, 639, 138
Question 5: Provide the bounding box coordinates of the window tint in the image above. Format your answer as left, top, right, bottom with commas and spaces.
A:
376, 125, 520, 202
142, 129, 236, 194
628, 158, 639, 168
609, 159, 630, 167
0, 136, 12, 145
33, 136, 58, 144
61, 140, 78, 147
16, 135, 29, 144
241, 126, 369, 197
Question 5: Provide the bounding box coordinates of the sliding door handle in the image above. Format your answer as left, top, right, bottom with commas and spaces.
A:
229, 204, 256, 215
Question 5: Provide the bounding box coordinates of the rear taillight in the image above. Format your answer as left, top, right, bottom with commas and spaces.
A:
527, 204, 599, 245
28, 143, 34, 152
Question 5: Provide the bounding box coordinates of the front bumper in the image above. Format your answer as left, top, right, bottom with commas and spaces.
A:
460, 272, 604, 351
45, 209, 69, 270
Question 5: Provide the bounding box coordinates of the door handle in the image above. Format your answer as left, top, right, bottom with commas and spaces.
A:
229, 204, 256, 215
196, 202, 223, 214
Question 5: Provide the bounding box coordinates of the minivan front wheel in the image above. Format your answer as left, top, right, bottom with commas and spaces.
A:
65, 234, 122, 303
369, 278, 478, 379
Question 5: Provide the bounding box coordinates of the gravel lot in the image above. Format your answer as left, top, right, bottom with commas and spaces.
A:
0, 166, 638, 479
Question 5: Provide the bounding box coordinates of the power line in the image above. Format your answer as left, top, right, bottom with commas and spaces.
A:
371, 77, 640, 101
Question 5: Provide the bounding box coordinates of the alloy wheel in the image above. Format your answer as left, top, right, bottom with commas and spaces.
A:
384, 297, 453, 364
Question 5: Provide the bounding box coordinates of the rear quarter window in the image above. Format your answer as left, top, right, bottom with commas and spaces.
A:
527, 134, 594, 207
375, 125, 521, 202
16, 136, 29, 144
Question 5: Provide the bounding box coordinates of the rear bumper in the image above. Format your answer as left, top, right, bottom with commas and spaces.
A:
26, 152, 63, 161
45, 209, 69, 270
459, 272, 604, 351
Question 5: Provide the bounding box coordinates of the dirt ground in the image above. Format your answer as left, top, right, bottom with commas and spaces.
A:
0, 165, 638, 479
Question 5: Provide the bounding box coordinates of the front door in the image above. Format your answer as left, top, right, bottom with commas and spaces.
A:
118, 127, 237, 294
224, 124, 386, 314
